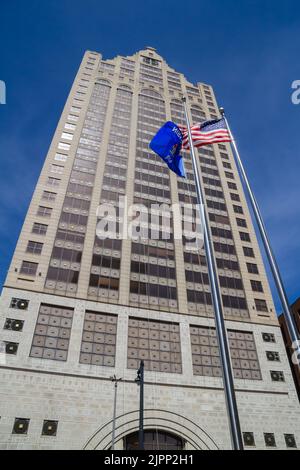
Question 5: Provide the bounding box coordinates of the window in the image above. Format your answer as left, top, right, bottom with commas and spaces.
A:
37, 206, 52, 217
47, 177, 60, 186
42, 191, 56, 201
246, 263, 259, 274
58, 142, 70, 151
233, 204, 243, 214
61, 132, 73, 141
79, 311, 117, 366
190, 326, 261, 380
30, 304, 74, 361
55, 153, 68, 162
67, 114, 78, 122
255, 299, 268, 312
230, 192, 240, 202
51, 164, 64, 174
228, 181, 237, 190
127, 317, 182, 373
20, 261, 38, 276
236, 218, 247, 228
26, 241, 43, 255
225, 171, 234, 179
32, 223, 48, 235
250, 280, 264, 292
239, 231, 251, 242
125, 430, 184, 450
64, 123, 76, 131
243, 246, 255, 258
70, 106, 81, 113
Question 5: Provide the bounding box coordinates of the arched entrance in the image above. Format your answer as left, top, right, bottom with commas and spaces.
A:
83, 409, 220, 450
125, 429, 185, 450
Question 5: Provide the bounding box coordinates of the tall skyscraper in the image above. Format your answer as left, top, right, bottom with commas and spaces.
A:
0, 48, 299, 450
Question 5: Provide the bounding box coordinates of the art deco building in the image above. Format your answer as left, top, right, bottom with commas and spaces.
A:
0, 47, 299, 450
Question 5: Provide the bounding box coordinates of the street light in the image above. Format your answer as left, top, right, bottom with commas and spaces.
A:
110, 375, 122, 450
135, 360, 144, 450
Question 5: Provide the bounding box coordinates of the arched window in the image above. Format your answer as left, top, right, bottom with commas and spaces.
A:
139, 88, 163, 100
95, 78, 111, 86
124, 429, 185, 450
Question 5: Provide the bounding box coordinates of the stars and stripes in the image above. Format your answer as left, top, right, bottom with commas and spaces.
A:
180, 117, 231, 149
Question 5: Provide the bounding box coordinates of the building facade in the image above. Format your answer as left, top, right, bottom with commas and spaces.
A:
0, 47, 299, 450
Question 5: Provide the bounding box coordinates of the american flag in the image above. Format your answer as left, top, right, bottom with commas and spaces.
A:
180, 117, 231, 149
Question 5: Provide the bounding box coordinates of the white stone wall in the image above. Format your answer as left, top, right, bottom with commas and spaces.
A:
0, 287, 299, 450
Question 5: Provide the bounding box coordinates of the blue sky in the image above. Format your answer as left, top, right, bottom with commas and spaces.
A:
0, 0, 299, 313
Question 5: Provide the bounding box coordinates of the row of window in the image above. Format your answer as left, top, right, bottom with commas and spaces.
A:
5, 300, 282, 380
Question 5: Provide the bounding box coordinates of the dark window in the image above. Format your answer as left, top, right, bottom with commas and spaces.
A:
125, 430, 184, 450
37, 206, 52, 217
222, 295, 247, 310
228, 181, 237, 190
32, 223, 48, 235
255, 299, 268, 312
26, 241, 43, 255
233, 204, 243, 214
236, 218, 247, 228
20, 261, 38, 276
243, 246, 255, 258
246, 263, 259, 274
251, 280, 264, 292
239, 232, 251, 242
230, 192, 240, 202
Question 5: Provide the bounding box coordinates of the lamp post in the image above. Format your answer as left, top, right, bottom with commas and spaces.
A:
110, 375, 122, 450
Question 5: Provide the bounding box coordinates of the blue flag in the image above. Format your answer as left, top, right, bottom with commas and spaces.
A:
149, 121, 185, 177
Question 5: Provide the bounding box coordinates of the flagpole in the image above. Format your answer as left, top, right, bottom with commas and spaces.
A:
182, 97, 243, 450
220, 108, 300, 366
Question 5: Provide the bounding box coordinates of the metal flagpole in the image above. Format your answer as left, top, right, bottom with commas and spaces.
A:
182, 97, 243, 450
220, 108, 300, 366
110, 375, 122, 450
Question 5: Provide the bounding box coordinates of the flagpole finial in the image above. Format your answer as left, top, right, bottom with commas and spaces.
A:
219, 107, 225, 116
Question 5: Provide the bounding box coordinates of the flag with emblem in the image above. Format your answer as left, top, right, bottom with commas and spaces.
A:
149, 121, 185, 177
